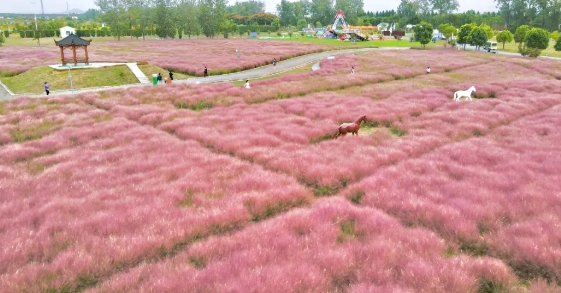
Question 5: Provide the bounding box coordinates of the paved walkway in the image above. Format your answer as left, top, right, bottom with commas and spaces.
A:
2, 47, 408, 99
177, 47, 406, 85
126, 63, 151, 84
0, 81, 14, 101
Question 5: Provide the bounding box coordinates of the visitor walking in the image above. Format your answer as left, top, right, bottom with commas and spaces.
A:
157, 73, 163, 84
244, 80, 251, 89
169, 71, 174, 81
426, 67, 431, 74
44, 82, 50, 95
203, 66, 208, 78
272, 58, 277, 67
351, 67, 354, 74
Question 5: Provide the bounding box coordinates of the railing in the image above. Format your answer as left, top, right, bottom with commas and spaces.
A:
62, 57, 89, 65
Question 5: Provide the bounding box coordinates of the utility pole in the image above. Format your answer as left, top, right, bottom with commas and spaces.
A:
31, 1, 40, 46
236, 48, 240, 67
67, 66, 74, 95
40, 0, 44, 16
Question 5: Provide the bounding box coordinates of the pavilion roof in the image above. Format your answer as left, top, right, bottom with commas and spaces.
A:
54, 33, 91, 46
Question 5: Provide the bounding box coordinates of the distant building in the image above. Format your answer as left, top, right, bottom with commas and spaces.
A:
59, 26, 75, 37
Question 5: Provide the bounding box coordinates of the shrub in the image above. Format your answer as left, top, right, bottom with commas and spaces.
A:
518, 43, 541, 57
496, 30, 513, 49
389, 126, 406, 137
555, 36, 561, 51
514, 25, 529, 43
524, 28, 550, 50
349, 190, 364, 204
550, 30, 559, 41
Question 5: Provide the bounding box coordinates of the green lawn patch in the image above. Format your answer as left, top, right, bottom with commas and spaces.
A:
138, 64, 192, 80
0, 65, 139, 94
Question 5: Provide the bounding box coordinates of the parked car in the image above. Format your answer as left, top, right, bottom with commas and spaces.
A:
483, 41, 498, 53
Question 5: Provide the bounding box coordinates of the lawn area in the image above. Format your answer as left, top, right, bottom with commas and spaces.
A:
0, 65, 139, 94
495, 37, 561, 57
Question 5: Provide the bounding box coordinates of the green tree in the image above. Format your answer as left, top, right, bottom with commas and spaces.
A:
413, 21, 433, 48
153, 0, 176, 38
227, 0, 265, 15
430, 0, 459, 15
220, 19, 237, 38
457, 22, 474, 49
468, 26, 488, 51
179, 0, 201, 39
0, 31, 5, 46
334, 0, 364, 24
250, 13, 279, 25
551, 30, 559, 41
480, 24, 493, 39
297, 18, 307, 30
292, 0, 310, 23
199, 0, 227, 38
524, 27, 549, 49
442, 25, 456, 40
513, 25, 529, 43
310, 0, 334, 28
95, 0, 129, 40
277, 0, 296, 26
271, 18, 280, 31
414, 0, 432, 15
555, 36, 561, 51
397, 0, 420, 27
496, 30, 514, 49
518, 28, 549, 57
437, 23, 449, 33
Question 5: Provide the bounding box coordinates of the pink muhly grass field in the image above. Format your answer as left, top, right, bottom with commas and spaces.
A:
2, 48, 561, 292
0, 116, 312, 292
0, 39, 332, 76
0, 46, 59, 75
89, 198, 516, 293
341, 105, 561, 283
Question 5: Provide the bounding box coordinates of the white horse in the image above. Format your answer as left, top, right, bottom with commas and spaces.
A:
454, 86, 476, 101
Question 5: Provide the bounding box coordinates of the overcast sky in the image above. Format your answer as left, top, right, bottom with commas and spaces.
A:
3, 0, 497, 15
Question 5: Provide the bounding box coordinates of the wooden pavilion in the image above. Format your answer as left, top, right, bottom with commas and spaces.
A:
54, 33, 92, 66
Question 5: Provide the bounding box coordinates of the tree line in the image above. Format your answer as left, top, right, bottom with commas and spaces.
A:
2, 0, 560, 44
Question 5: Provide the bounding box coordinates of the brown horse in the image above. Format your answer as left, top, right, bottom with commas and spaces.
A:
333, 115, 367, 139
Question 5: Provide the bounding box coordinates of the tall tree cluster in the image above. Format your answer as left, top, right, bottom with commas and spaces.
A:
92, 0, 560, 41
94, 0, 251, 39
495, 0, 561, 32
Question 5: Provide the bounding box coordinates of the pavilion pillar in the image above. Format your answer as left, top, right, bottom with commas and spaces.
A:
85, 45, 89, 65
59, 46, 65, 65
72, 44, 77, 65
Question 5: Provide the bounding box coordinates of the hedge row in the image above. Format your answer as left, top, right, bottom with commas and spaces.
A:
17, 29, 159, 38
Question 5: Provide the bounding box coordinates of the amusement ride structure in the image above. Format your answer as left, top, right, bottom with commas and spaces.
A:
325, 10, 372, 41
